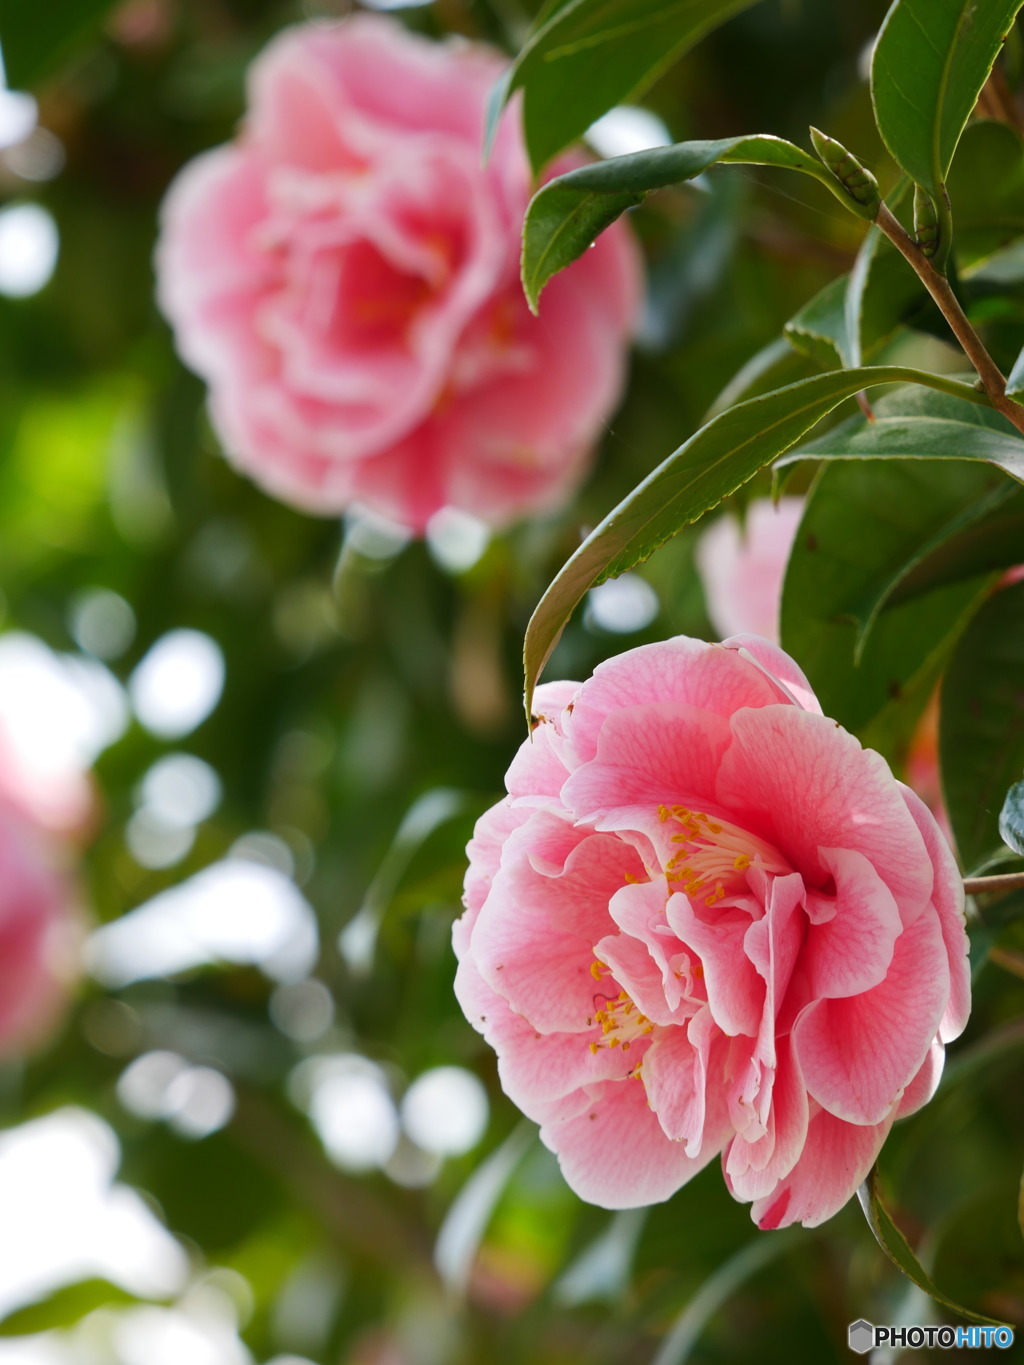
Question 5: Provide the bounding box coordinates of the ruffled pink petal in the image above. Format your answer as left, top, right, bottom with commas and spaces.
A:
604, 878, 697, 1018
471, 823, 640, 1032
749, 1107, 892, 1229
541, 1071, 724, 1209
561, 701, 732, 830
643, 1006, 734, 1156
898, 784, 970, 1042
453, 954, 634, 1123
794, 908, 949, 1125
724, 1034, 808, 1201
716, 706, 932, 918
720, 635, 822, 714
563, 639, 796, 770
801, 846, 902, 999
895, 1037, 944, 1119
459, 798, 531, 931
666, 892, 763, 1038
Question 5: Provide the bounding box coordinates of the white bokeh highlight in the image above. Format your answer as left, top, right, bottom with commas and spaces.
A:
0, 1108, 188, 1321
86, 856, 319, 987
291, 1055, 399, 1173
425, 508, 490, 574
129, 630, 224, 739
401, 1067, 488, 1158
0, 204, 59, 297
586, 105, 672, 159
584, 573, 659, 634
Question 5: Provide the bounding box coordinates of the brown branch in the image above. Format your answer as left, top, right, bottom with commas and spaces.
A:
874, 204, 1024, 437
963, 871, 1024, 897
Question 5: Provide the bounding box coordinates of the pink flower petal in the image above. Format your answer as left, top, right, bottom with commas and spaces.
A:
542, 1072, 724, 1209
717, 706, 933, 918
563, 639, 795, 770
899, 784, 970, 1042
750, 1106, 892, 1229
794, 908, 949, 1125
561, 701, 732, 829
801, 846, 902, 999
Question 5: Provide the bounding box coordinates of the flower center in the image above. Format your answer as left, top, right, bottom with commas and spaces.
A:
657, 804, 788, 907
587, 961, 654, 1059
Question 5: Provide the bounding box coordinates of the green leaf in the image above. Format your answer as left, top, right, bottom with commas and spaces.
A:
780, 456, 999, 732
948, 121, 1024, 271
779, 385, 1024, 485
522, 136, 846, 310
523, 365, 988, 713
491, 0, 766, 174
871, 0, 1024, 206
857, 1167, 1011, 1327
1000, 779, 1024, 854
0, 1279, 141, 1336
784, 276, 850, 370
941, 579, 1024, 868
552, 1209, 646, 1307
0, 0, 120, 87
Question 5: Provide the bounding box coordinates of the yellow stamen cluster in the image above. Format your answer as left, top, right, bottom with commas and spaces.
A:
588, 962, 655, 1059
656, 804, 785, 906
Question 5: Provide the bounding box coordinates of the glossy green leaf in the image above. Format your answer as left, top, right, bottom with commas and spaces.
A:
784, 276, 850, 370
0, 1279, 140, 1336
941, 580, 1024, 868
523, 366, 988, 713
999, 778, 1024, 854
779, 387, 1024, 484
522, 136, 845, 310
0, 0, 120, 86
858, 1167, 1010, 1327
491, 0, 765, 174
871, 0, 1024, 207
780, 456, 999, 732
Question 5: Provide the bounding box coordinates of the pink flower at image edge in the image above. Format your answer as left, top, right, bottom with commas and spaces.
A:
454, 635, 969, 1227
155, 15, 639, 532
0, 803, 78, 1056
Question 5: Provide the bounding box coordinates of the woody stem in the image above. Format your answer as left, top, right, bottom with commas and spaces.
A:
874, 204, 1024, 438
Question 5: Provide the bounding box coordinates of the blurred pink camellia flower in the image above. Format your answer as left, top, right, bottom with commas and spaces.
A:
156, 15, 639, 532
0, 800, 79, 1056
695, 497, 804, 642
454, 635, 969, 1227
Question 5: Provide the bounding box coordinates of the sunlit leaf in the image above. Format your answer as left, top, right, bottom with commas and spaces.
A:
0, 1279, 141, 1336
522, 136, 845, 310
871, 0, 1024, 205
490, 0, 766, 174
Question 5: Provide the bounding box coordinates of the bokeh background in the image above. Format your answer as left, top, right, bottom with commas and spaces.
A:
0, 0, 1021, 1361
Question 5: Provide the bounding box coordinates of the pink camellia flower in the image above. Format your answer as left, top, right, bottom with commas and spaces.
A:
454, 635, 969, 1227
695, 497, 804, 642
155, 16, 638, 531
0, 802, 78, 1055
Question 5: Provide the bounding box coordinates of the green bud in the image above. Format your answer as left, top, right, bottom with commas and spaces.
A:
913, 186, 941, 259
808, 126, 882, 220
